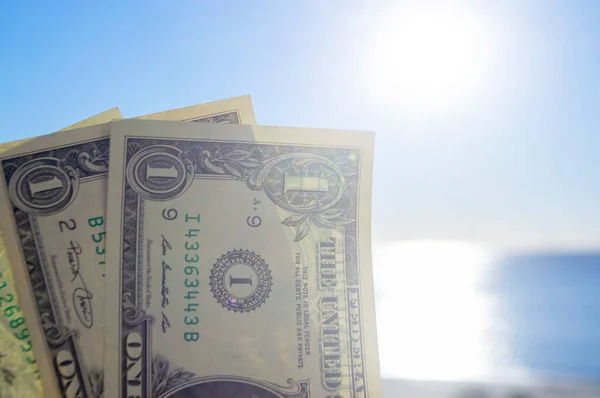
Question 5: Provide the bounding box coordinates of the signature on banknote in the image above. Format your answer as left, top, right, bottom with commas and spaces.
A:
161, 234, 172, 255
161, 312, 171, 334
161, 260, 172, 309
67, 240, 94, 329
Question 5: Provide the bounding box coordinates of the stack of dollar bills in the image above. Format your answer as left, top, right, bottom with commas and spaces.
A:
0, 96, 381, 397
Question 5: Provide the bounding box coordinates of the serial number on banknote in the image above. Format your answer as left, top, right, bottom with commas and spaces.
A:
0, 271, 39, 380
157, 209, 204, 343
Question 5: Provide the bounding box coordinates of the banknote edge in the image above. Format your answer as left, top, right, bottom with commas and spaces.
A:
133, 95, 257, 125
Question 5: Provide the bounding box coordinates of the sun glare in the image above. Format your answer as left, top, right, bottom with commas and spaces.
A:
365, 3, 493, 115
374, 240, 505, 381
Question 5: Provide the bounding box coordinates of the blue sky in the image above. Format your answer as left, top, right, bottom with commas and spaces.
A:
1, 0, 599, 251
2, 1, 599, 385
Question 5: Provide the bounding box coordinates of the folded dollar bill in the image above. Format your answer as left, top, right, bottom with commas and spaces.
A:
0, 107, 122, 398
0, 97, 381, 397
0, 97, 256, 398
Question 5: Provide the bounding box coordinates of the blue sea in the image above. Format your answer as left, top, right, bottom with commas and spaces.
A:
373, 241, 600, 396
484, 251, 600, 381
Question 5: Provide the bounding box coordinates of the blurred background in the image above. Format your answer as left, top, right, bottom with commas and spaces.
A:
1, 0, 599, 396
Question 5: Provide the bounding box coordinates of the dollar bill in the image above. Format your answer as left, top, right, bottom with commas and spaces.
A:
134, 95, 257, 125
57, 108, 122, 132
103, 120, 381, 397
0, 98, 255, 397
0, 108, 122, 398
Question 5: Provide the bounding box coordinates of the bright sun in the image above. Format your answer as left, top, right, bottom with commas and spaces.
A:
365, 3, 493, 114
